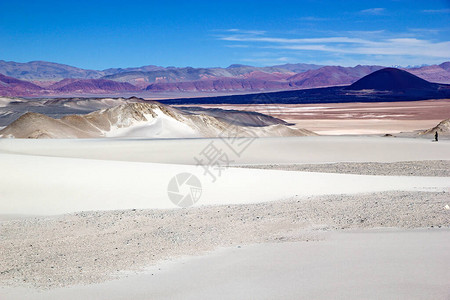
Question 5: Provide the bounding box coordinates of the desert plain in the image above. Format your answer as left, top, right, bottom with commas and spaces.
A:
175, 99, 450, 135
2, 0, 450, 298
0, 96, 449, 299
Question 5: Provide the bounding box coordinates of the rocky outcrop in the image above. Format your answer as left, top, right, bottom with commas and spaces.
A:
0, 101, 316, 139
420, 119, 450, 136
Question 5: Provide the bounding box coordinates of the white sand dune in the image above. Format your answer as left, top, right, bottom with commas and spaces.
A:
1, 136, 449, 215
0, 136, 449, 165
104, 109, 199, 138
0, 148, 449, 215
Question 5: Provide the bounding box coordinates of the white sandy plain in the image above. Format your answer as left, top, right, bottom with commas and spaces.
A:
1, 137, 450, 215
1, 136, 449, 165
1, 136, 449, 299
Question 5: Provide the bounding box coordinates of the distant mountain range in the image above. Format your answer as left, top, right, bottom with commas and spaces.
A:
0, 60, 449, 97
161, 68, 450, 105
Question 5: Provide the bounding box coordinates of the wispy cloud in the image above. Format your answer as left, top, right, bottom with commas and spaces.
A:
409, 28, 441, 35
345, 30, 386, 36
422, 9, 450, 13
222, 29, 266, 35
360, 8, 385, 15
225, 44, 250, 48
216, 29, 450, 64
220, 35, 374, 45
241, 56, 291, 64
298, 16, 330, 21
275, 38, 450, 58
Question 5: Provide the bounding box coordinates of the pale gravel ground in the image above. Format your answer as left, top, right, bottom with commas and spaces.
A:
0, 191, 449, 289
236, 160, 450, 177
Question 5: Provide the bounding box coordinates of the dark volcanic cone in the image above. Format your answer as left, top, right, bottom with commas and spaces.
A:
346, 68, 438, 91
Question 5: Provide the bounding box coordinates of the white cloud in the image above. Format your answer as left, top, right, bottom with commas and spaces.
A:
242, 56, 290, 62
225, 44, 250, 48
409, 28, 441, 35
240, 56, 292, 65
422, 9, 450, 13
220, 35, 373, 45
223, 29, 266, 35
298, 16, 330, 21
360, 8, 385, 15
218, 31, 450, 59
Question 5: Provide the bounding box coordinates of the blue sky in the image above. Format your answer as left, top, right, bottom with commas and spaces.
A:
0, 0, 449, 69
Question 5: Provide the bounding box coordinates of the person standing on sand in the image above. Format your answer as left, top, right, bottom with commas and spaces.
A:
435, 131, 439, 142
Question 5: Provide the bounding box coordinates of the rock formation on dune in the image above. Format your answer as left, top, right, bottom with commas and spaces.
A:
0, 112, 91, 138
346, 68, 437, 91
0, 101, 316, 139
0, 96, 150, 127
178, 106, 291, 127
420, 119, 450, 136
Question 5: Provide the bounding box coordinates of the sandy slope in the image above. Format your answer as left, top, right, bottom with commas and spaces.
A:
1, 136, 449, 165
2, 229, 447, 300
1, 152, 449, 215
0, 191, 449, 289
